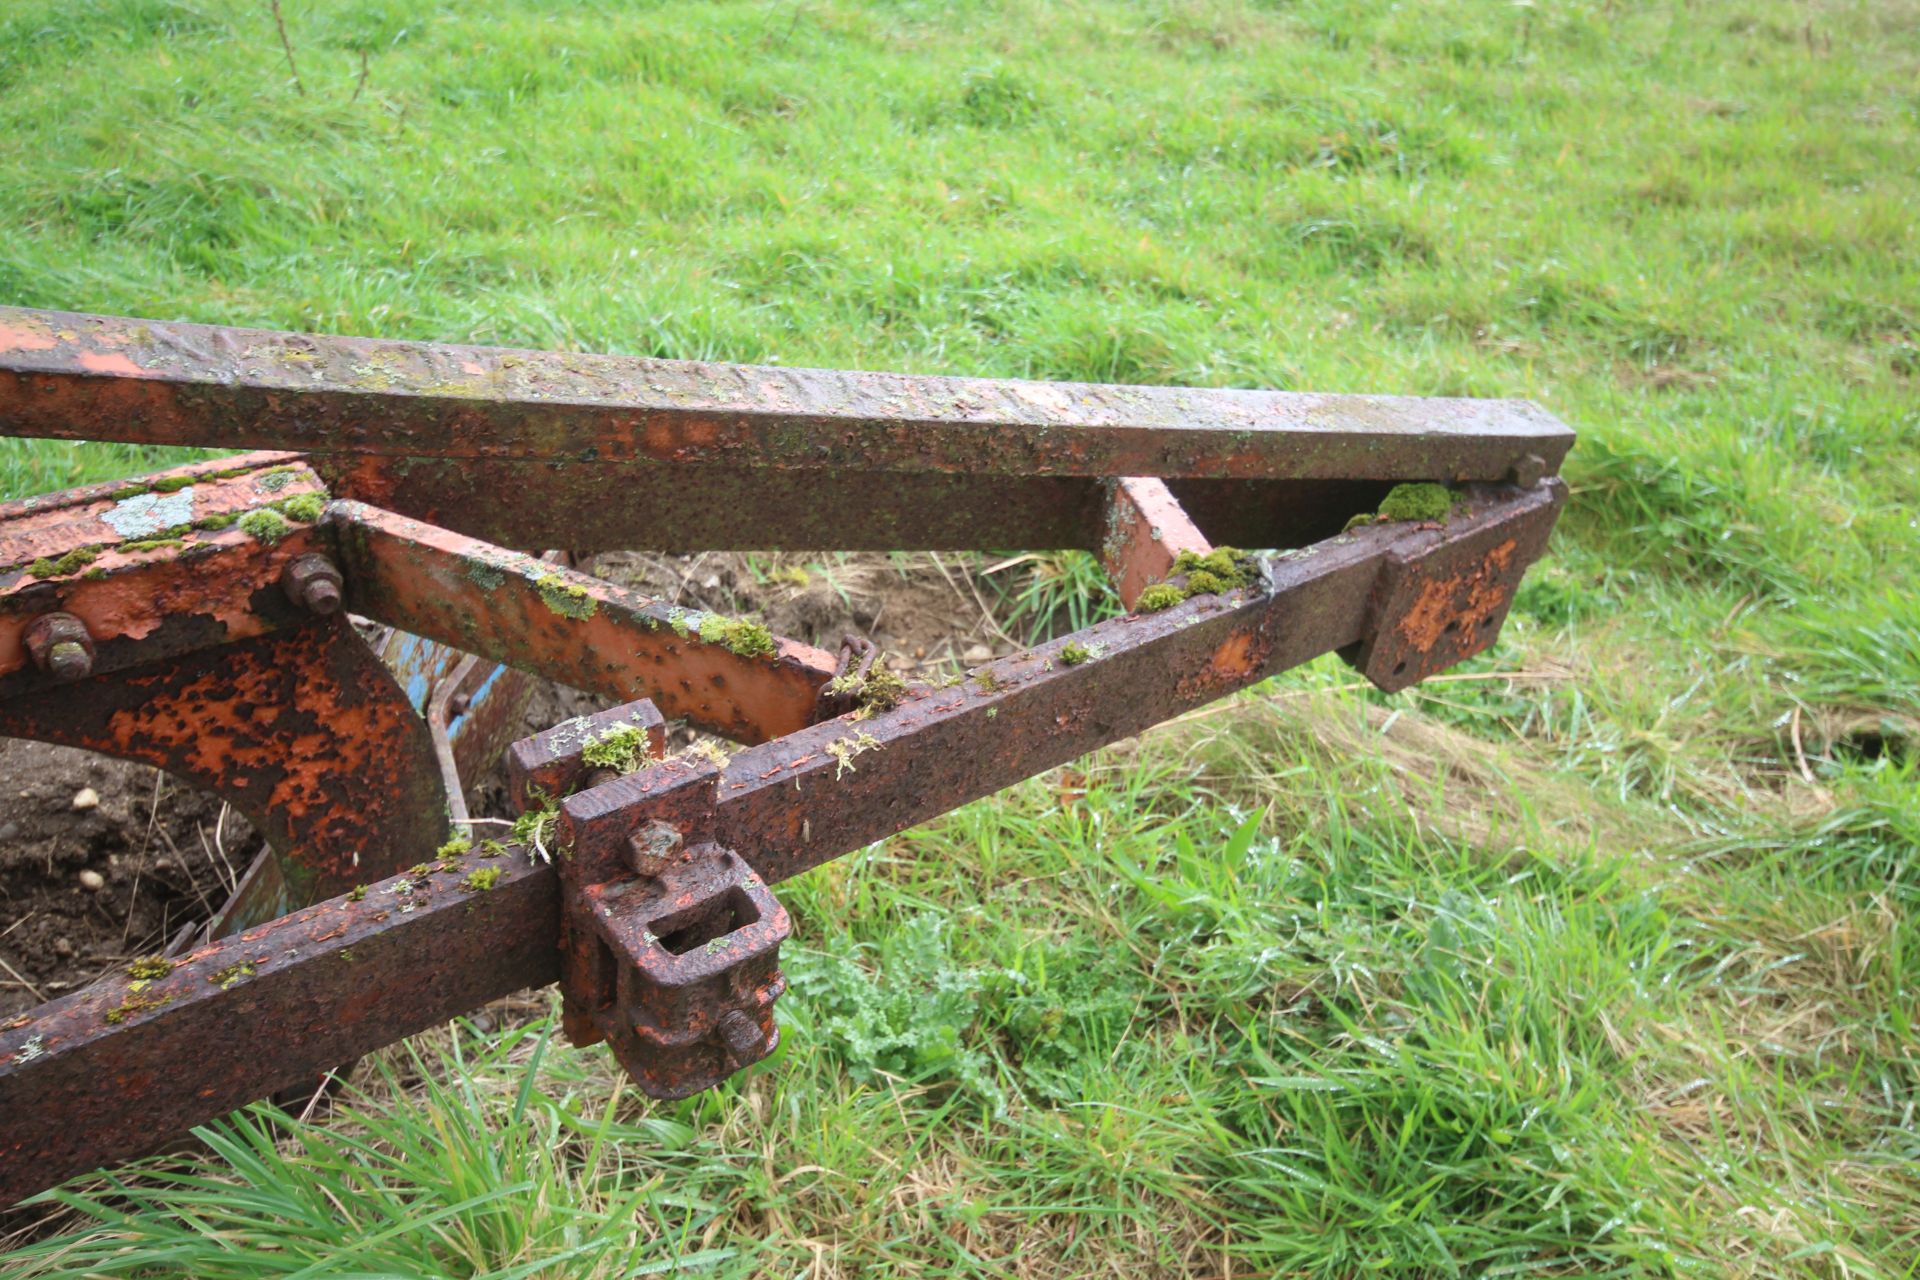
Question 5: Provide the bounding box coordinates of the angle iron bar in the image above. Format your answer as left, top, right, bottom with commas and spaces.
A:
329, 501, 837, 744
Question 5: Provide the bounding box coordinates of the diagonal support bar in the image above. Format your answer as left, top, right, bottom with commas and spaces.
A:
329, 501, 838, 744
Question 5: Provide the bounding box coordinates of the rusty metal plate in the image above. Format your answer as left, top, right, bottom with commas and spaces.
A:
1350, 480, 1566, 693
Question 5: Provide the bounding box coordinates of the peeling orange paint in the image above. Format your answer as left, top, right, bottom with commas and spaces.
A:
1396, 538, 1518, 655
75, 352, 150, 377
0, 322, 57, 354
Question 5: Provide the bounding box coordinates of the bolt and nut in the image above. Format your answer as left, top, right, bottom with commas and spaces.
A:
717, 1009, 767, 1063
281, 553, 345, 615
626, 820, 683, 878
25, 613, 95, 683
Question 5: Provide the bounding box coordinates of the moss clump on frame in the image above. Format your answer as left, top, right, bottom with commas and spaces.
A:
534, 573, 598, 620
238, 509, 291, 544
581, 723, 651, 774
697, 613, 777, 659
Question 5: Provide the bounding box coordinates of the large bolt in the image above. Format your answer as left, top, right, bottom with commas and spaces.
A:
717, 1009, 766, 1063
626, 820, 683, 878
25, 613, 95, 683
1509, 453, 1548, 488
281, 553, 344, 615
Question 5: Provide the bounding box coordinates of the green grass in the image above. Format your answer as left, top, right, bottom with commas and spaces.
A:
2, 0, 1917, 1275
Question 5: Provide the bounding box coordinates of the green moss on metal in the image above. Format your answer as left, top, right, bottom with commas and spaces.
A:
209, 961, 255, 989
277, 491, 327, 523
535, 573, 598, 620
463, 867, 503, 892
238, 510, 291, 544
125, 956, 173, 981
436, 833, 472, 858
826, 662, 909, 715
1136, 583, 1185, 612
27, 546, 103, 579
104, 993, 171, 1024
1376, 483, 1457, 523
582, 723, 651, 774
1059, 641, 1105, 665
698, 614, 777, 658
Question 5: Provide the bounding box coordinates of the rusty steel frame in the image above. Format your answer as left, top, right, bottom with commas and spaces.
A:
0, 308, 1572, 1207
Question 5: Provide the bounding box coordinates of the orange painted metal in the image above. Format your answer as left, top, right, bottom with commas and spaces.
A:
331, 501, 837, 744
1, 455, 330, 691
1100, 476, 1213, 610
0, 618, 448, 905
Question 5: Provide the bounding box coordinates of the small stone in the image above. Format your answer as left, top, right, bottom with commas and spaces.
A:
71, 787, 99, 812
963, 644, 993, 664
78, 869, 106, 891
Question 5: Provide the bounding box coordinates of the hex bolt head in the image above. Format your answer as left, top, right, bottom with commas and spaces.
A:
1510, 453, 1548, 488
717, 1009, 766, 1063
626, 820, 683, 878
281, 553, 345, 615
25, 613, 95, 684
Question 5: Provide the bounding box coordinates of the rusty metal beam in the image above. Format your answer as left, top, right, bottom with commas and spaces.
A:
312, 456, 1106, 553
562, 482, 1564, 886
312, 458, 1414, 555
0, 844, 558, 1207
329, 501, 838, 744
0, 307, 1572, 482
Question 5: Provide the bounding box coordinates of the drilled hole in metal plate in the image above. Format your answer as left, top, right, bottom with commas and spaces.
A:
1392, 660, 1408, 676
651, 887, 760, 956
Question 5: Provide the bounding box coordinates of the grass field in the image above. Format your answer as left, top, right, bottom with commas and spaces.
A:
2, 0, 1917, 1275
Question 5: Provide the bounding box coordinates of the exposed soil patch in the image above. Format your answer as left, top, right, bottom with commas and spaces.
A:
586, 550, 1016, 673
0, 740, 254, 1020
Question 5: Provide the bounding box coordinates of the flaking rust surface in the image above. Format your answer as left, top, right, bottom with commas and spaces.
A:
0, 621, 446, 900
1396, 538, 1518, 654
0, 456, 329, 684
337, 503, 836, 743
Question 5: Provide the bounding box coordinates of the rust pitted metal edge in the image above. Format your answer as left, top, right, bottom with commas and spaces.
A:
331, 501, 835, 744
0, 306, 1574, 481
0, 846, 559, 1207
